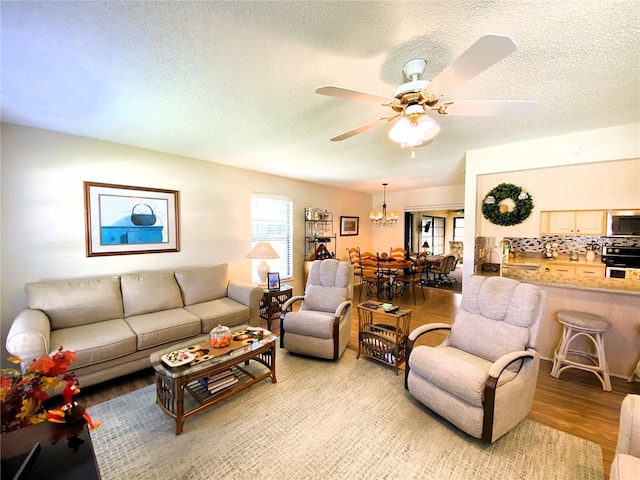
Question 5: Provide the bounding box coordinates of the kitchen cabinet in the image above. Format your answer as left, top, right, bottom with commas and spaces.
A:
540, 210, 606, 236
547, 264, 575, 275
546, 262, 605, 277
575, 265, 605, 277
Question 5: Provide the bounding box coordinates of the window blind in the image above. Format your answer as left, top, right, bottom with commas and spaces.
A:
250, 195, 293, 282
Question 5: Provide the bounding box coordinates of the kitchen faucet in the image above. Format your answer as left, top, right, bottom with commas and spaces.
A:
498, 239, 513, 276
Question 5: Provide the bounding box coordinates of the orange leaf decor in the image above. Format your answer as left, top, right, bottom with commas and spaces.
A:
1, 346, 78, 433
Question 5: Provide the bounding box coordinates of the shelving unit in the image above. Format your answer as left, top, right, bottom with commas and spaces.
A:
304, 207, 336, 261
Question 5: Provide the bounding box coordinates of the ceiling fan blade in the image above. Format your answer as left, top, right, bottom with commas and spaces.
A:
330, 116, 396, 141
437, 100, 536, 117
316, 85, 398, 105
425, 34, 518, 99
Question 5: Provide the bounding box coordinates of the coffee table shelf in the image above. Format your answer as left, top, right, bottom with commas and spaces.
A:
151, 327, 277, 434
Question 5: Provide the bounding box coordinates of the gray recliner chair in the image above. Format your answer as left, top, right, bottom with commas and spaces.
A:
280, 259, 353, 360
405, 275, 546, 443
611, 394, 640, 480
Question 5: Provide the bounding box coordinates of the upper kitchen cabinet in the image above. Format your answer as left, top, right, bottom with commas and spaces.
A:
540, 210, 607, 236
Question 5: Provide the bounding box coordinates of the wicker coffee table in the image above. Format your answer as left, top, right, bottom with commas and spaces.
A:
150, 326, 277, 434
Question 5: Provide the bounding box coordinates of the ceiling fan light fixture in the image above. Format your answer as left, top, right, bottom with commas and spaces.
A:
388, 109, 440, 148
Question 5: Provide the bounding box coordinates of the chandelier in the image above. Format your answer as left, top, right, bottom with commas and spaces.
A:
369, 183, 399, 227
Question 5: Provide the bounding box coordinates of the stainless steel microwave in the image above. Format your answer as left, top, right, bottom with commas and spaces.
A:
607, 210, 640, 236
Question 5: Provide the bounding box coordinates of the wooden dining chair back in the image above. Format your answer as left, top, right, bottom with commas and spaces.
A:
346, 247, 365, 296
346, 247, 364, 275
389, 247, 407, 261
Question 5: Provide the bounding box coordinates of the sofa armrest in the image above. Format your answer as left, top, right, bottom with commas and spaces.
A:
228, 280, 263, 327
617, 394, 640, 457
6, 309, 51, 363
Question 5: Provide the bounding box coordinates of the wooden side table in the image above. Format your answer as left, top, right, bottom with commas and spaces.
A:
356, 303, 412, 375
259, 285, 293, 330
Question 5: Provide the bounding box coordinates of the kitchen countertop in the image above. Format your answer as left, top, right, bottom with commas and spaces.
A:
482, 254, 640, 296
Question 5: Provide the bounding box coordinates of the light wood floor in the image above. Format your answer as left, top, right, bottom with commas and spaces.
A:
80, 282, 639, 479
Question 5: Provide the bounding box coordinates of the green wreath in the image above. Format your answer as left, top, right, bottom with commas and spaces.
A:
482, 183, 534, 226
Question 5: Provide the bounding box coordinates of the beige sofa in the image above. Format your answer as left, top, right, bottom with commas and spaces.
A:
5, 264, 263, 388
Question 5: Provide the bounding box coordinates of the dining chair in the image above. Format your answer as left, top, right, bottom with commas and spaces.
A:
394, 259, 427, 304
360, 254, 390, 301
430, 255, 457, 287
347, 247, 364, 285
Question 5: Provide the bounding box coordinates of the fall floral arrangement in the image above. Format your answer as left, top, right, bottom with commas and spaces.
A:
0, 347, 77, 433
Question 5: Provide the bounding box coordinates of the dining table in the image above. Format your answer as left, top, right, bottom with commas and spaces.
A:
360, 256, 414, 300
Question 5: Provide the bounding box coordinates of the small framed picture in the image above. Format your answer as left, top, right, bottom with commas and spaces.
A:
267, 272, 281, 291
340, 216, 359, 236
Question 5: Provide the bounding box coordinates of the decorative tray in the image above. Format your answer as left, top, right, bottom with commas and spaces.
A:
161, 350, 196, 367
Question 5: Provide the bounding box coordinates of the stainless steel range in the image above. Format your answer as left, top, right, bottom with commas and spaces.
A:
601, 245, 640, 278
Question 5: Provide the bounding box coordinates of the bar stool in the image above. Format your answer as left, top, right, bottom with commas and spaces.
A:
551, 310, 612, 391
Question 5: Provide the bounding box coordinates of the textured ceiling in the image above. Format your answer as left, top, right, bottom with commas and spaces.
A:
1, 1, 639, 194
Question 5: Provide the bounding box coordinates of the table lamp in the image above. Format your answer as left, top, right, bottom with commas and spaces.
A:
246, 242, 280, 286
422, 241, 430, 254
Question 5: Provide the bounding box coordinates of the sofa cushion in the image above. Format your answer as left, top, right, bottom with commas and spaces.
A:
282, 310, 335, 339
124, 308, 201, 349
408, 345, 516, 407
184, 297, 250, 332
26, 277, 123, 330
174, 264, 229, 306
50, 318, 136, 369
121, 271, 183, 317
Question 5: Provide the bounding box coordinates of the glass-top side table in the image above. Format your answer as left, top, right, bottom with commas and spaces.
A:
259, 285, 293, 330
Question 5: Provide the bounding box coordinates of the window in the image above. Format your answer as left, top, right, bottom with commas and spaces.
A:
421, 216, 445, 255
251, 195, 293, 283
453, 217, 465, 242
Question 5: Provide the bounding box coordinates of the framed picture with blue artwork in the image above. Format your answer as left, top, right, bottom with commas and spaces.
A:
267, 272, 280, 291
84, 182, 180, 256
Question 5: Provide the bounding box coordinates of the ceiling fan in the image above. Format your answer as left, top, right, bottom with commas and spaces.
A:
316, 33, 535, 148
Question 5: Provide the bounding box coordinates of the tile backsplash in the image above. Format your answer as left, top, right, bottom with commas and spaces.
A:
504, 236, 639, 254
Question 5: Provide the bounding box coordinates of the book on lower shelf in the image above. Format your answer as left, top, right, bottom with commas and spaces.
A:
207, 376, 239, 394
197, 369, 238, 392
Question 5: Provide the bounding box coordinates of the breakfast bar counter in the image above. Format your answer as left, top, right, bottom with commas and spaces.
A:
501, 267, 640, 296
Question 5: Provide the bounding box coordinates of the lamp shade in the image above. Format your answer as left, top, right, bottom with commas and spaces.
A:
247, 242, 280, 286
246, 242, 280, 260
422, 241, 430, 249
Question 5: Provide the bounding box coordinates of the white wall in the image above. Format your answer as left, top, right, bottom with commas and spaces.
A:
463, 123, 640, 280
0, 124, 373, 361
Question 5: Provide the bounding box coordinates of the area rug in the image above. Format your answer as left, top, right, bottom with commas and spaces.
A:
89, 349, 603, 480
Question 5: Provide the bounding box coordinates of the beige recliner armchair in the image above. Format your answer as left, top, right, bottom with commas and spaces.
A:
405, 275, 545, 443
611, 394, 640, 480
280, 259, 353, 360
